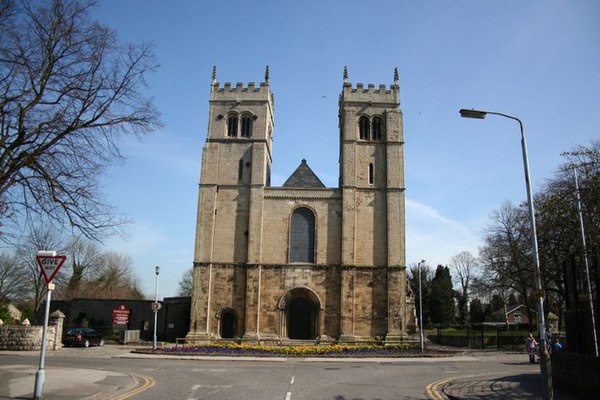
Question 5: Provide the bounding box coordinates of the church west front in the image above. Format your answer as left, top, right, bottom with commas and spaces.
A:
186, 67, 415, 344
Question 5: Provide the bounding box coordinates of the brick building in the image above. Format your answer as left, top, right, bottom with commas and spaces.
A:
186, 67, 415, 344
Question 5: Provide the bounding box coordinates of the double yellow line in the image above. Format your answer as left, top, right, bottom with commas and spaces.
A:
425, 376, 455, 400
109, 372, 155, 400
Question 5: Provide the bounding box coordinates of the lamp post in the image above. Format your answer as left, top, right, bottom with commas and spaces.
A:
572, 165, 599, 357
460, 108, 553, 400
153, 266, 160, 351
418, 259, 426, 354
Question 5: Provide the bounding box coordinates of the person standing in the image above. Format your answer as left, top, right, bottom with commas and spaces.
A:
552, 338, 563, 351
525, 332, 538, 363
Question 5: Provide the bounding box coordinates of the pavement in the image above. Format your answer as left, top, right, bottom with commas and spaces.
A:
0, 345, 146, 400
0, 344, 586, 400
428, 369, 581, 400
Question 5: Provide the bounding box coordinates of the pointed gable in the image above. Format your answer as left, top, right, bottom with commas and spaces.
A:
282, 159, 326, 188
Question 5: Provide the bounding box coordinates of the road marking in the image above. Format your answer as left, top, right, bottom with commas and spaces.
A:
284, 374, 295, 400
426, 369, 524, 399
425, 376, 455, 400
191, 384, 233, 390
188, 383, 232, 399
108, 372, 155, 400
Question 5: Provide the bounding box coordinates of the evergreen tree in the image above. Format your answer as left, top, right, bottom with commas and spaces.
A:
408, 264, 433, 326
490, 294, 504, 313
469, 298, 485, 323
429, 265, 455, 326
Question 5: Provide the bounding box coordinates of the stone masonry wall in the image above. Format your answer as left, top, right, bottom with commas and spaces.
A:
0, 311, 64, 351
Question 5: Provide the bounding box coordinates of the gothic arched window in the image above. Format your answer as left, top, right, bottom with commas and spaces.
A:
372, 117, 384, 141
227, 114, 238, 137
289, 207, 315, 263
240, 113, 253, 137
359, 116, 370, 140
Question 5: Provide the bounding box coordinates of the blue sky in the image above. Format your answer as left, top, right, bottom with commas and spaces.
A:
90, 0, 600, 298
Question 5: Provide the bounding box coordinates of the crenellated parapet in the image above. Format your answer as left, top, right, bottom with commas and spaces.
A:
340, 66, 400, 104
210, 66, 274, 104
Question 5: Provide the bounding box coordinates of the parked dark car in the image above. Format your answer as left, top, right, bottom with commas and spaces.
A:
63, 327, 105, 347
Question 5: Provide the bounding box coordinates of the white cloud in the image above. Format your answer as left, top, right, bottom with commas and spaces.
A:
406, 198, 481, 267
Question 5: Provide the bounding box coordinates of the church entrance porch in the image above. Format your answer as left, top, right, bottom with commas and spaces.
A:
279, 287, 321, 340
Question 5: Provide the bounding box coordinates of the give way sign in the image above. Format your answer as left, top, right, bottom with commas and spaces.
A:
36, 254, 67, 284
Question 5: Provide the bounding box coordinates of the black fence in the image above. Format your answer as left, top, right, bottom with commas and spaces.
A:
428, 325, 551, 351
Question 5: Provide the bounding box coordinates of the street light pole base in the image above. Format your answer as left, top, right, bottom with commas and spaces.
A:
33, 368, 45, 399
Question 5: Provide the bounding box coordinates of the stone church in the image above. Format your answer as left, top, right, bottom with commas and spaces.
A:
186, 67, 415, 344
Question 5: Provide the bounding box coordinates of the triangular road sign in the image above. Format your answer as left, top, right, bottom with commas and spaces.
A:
36, 255, 67, 284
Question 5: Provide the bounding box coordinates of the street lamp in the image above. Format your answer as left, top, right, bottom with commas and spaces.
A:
418, 259, 426, 354
460, 108, 553, 400
571, 165, 599, 356
153, 266, 160, 351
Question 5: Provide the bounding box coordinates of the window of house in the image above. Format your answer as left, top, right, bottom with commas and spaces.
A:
359, 116, 370, 140
513, 311, 522, 322
241, 114, 253, 137
289, 207, 315, 263
372, 117, 384, 141
227, 114, 238, 137
369, 163, 374, 185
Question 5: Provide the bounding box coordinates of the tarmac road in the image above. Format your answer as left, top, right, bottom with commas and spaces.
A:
0, 345, 584, 399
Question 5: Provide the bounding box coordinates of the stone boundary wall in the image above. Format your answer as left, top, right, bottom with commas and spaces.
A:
551, 350, 600, 399
0, 310, 64, 351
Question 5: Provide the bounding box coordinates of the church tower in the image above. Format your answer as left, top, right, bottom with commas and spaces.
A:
338, 67, 407, 341
188, 67, 274, 341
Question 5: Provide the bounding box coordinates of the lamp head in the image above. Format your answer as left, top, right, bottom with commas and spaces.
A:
460, 109, 487, 119
155, 266, 160, 275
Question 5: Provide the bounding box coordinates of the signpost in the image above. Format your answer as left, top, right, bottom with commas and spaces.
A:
33, 251, 66, 400
112, 305, 131, 326
36, 253, 67, 284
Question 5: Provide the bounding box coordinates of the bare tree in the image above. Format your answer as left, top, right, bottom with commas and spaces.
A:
85, 251, 144, 299
478, 201, 544, 326
0, 251, 28, 303
0, 0, 161, 241
449, 251, 478, 325
177, 268, 193, 297
61, 236, 102, 298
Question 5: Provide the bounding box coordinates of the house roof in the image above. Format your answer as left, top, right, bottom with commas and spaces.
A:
506, 304, 531, 315
490, 304, 534, 317
282, 159, 325, 188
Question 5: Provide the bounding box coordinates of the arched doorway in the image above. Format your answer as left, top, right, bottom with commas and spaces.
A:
280, 287, 321, 340
288, 297, 313, 339
219, 308, 237, 339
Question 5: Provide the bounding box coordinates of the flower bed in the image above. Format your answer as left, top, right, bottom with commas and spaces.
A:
135, 343, 454, 357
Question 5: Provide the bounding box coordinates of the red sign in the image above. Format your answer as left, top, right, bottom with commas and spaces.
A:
36, 255, 67, 284
112, 305, 130, 326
